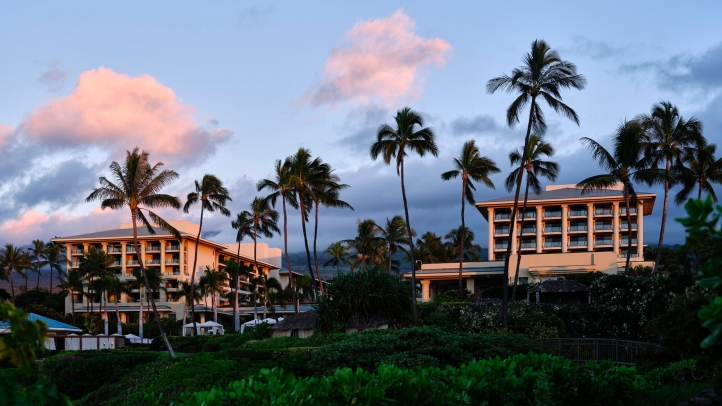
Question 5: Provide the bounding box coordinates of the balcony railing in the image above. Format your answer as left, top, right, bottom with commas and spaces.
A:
620, 223, 638, 230
569, 225, 587, 231
517, 212, 536, 219
569, 210, 587, 217
126, 260, 139, 265
595, 208, 613, 215
71, 249, 84, 255
166, 245, 180, 251
595, 224, 613, 231
620, 240, 638, 245
112, 261, 121, 266
519, 243, 537, 249
568, 241, 587, 247
145, 247, 161, 252
166, 259, 180, 265
543, 226, 562, 233
173, 269, 180, 275
544, 241, 562, 248
595, 241, 613, 246
618, 254, 639, 258
494, 244, 509, 250
620, 208, 638, 215
494, 213, 511, 220
126, 247, 137, 253
106, 247, 122, 253
543, 212, 562, 218
495, 228, 510, 235
518, 228, 536, 235
146, 259, 161, 265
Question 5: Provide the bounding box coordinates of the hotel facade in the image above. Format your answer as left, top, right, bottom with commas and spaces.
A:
52, 220, 285, 322
404, 184, 656, 302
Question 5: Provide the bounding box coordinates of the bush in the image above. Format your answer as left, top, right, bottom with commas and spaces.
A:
41, 351, 162, 400
309, 326, 539, 376
203, 342, 222, 353
167, 353, 647, 406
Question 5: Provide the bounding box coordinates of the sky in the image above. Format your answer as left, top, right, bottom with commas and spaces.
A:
1, 1, 721, 256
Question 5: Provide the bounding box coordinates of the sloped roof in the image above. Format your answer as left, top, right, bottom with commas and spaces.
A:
271, 310, 318, 331
56, 228, 191, 240
0, 313, 82, 333
477, 188, 653, 205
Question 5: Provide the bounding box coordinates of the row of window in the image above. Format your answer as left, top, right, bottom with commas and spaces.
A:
495, 222, 638, 234
493, 206, 637, 220
493, 236, 638, 249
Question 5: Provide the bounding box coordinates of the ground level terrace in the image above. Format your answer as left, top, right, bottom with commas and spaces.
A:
403, 251, 654, 302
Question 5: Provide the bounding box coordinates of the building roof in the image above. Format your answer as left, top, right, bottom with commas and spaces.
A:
271, 310, 318, 331
55, 228, 191, 240
0, 313, 82, 333
477, 187, 654, 205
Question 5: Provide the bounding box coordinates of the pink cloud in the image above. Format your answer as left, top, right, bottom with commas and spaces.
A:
0, 207, 122, 245
20, 67, 230, 165
302, 9, 451, 107
0, 210, 50, 238
0, 124, 13, 148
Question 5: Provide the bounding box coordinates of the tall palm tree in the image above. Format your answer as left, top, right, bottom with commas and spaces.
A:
183, 174, 232, 333
177, 280, 201, 325
198, 266, 229, 323
289, 148, 331, 293
58, 269, 84, 323
675, 144, 722, 203
28, 239, 46, 291
577, 120, 664, 273
415, 232, 446, 264
487, 39, 586, 328
43, 242, 68, 301
106, 276, 130, 335
0, 244, 31, 300
258, 158, 300, 312
344, 219, 383, 271
371, 107, 439, 313
230, 212, 253, 330
131, 267, 166, 339
79, 247, 118, 316
505, 135, 559, 300
311, 172, 353, 294
323, 241, 352, 272
94, 275, 118, 335
444, 226, 483, 262
243, 197, 280, 317
637, 102, 705, 273
86, 147, 182, 358
377, 216, 414, 274
441, 140, 500, 299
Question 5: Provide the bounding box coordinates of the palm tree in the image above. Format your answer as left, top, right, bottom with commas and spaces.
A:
487, 39, 586, 328
258, 158, 300, 312
345, 219, 383, 271
94, 275, 118, 335
441, 140, 500, 298
183, 174, 232, 333
377, 216, 415, 274
637, 102, 705, 273
243, 197, 280, 317
675, 144, 722, 203
28, 240, 46, 291
131, 267, 166, 339
323, 241, 352, 272
311, 171, 353, 295
58, 269, 84, 323
199, 266, 229, 323
504, 135, 559, 300
415, 232, 446, 264
289, 148, 331, 293
43, 242, 68, 302
79, 247, 118, 317
577, 120, 664, 273
106, 276, 130, 335
371, 107, 439, 313
230, 212, 253, 330
177, 280, 200, 325
444, 226, 483, 262
86, 147, 182, 358
0, 244, 31, 299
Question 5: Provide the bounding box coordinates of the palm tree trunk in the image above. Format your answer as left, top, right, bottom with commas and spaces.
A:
502, 98, 536, 329
254, 225, 268, 319
49, 267, 53, 297
283, 198, 298, 313
115, 298, 122, 335
624, 191, 633, 274
71, 289, 76, 324
388, 244, 393, 274
139, 287, 144, 338
182, 300, 187, 326
695, 179, 703, 273
653, 160, 671, 273
9, 270, 14, 300
253, 293, 258, 320
458, 178, 466, 300
512, 171, 531, 302
131, 212, 175, 358
313, 201, 325, 295
233, 244, 241, 332
399, 155, 418, 321
298, 191, 317, 295
213, 292, 217, 323
104, 292, 109, 335
36, 264, 40, 291
189, 205, 205, 336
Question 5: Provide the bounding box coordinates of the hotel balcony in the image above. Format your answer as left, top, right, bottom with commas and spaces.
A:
618, 254, 640, 259
126, 247, 138, 253
620, 223, 638, 230
620, 208, 638, 215
594, 208, 613, 217
594, 224, 614, 232
517, 228, 536, 236
112, 261, 121, 267
146, 259, 161, 265
568, 210, 588, 218
126, 260, 140, 266
517, 212, 536, 220
494, 213, 511, 221
495, 228, 510, 235
145, 246, 161, 253
106, 247, 123, 253
494, 244, 509, 251
166, 258, 180, 265
620, 239, 638, 246
543, 241, 562, 249
568, 225, 587, 233
543, 211, 562, 219
70, 261, 80, 268
543, 226, 562, 234
568, 241, 587, 248
519, 242, 536, 251
165, 245, 180, 252
71, 249, 84, 255
594, 240, 613, 247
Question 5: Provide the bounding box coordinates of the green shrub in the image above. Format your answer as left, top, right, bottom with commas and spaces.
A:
203, 342, 222, 352
309, 326, 539, 376
166, 353, 647, 406
41, 351, 162, 400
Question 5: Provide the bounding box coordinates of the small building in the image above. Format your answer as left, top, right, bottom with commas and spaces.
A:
0, 313, 83, 350
527, 279, 591, 304
271, 311, 318, 338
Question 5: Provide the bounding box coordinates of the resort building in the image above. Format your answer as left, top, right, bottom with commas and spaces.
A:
405, 184, 656, 302
52, 220, 285, 322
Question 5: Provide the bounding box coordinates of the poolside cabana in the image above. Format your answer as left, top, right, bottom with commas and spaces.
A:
182, 321, 226, 336
240, 317, 283, 334
0, 313, 82, 350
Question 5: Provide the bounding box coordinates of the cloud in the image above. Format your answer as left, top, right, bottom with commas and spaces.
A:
335, 105, 390, 154
37, 59, 70, 93
0, 124, 12, 148
0, 210, 49, 237
20, 67, 231, 166
239, 5, 273, 23
302, 9, 451, 107
560, 37, 628, 60
0, 207, 126, 244
450, 114, 509, 136
13, 160, 98, 209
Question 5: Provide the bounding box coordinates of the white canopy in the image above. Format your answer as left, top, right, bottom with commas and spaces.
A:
182, 321, 225, 336
240, 317, 284, 333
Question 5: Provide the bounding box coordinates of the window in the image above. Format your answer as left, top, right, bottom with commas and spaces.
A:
569, 237, 587, 247
544, 237, 562, 248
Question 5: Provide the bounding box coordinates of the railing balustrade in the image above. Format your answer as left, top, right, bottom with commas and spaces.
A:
595, 208, 613, 215
620, 223, 638, 230
568, 241, 587, 247
569, 225, 587, 231
595, 240, 613, 246
544, 226, 561, 233
494, 213, 511, 220
569, 210, 587, 217
166, 259, 180, 265
544, 212, 562, 218
595, 224, 613, 230
544, 241, 562, 248
166, 245, 180, 251
146, 259, 161, 265
520, 242, 536, 249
